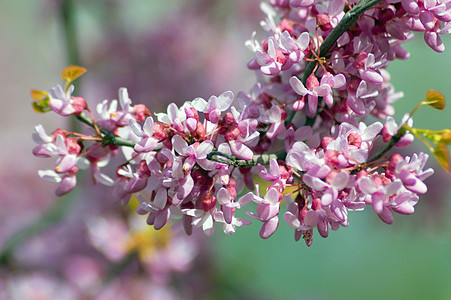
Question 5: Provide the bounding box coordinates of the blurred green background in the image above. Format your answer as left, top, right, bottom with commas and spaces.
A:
2, 1, 451, 299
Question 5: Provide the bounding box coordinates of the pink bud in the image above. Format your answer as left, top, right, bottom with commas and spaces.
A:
153, 123, 169, 142
312, 198, 322, 211
353, 52, 367, 69
223, 112, 236, 127
317, 14, 332, 31
224, 126, 241, 141
202, 194, 217, 211
324, 150, 340, 168
277, 18, 293, 32
388, 153, 403, 171
136, 160, 150, 177
321, 136, 335, 149
71, 96, 86, 115
194, 122, 206, 140
293, 98, 305, 111
185, 107, 199, 120
66, 137, 81, 154
306, 75, 319, 90
51, 129, 66, 140
133, 104, 150, 122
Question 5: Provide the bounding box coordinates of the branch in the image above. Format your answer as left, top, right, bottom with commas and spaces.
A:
301, 0, 384, 83
351, 125, 408, 175
207, 150, 287, 168
365, 125, 407, 165
285, 0, 384, 125
75, 114, 136, 148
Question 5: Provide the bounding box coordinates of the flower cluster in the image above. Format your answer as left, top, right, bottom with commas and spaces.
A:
32, 0, 450, 246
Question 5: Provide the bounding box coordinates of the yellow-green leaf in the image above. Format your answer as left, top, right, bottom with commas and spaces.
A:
32, 101, 50, 113
61, 65, 87, 90
31, 89, 48, 101
425, 89, 445, 110
434, 142, 450, 172
440, 130, 451, 144
421, 130, 442, 144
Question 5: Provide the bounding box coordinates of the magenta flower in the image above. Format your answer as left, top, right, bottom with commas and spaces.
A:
392, 153, 434, 194
382, 114, 414, 148
280, 31, 309, 63
172, 135, 214, 172
155, 102, 186, 132
246, 187, 281, 239
359, 177, 403, 222
192, 91, 234, 124
136, 192, 171, 230
255, 38, 285, 76
129, 116, 158, 153
38, 167, 78, 196
289, 73, 345, 113
48, 85, 85, 116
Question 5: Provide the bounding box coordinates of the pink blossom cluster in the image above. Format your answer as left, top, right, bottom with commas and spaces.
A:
33, 0, 449, 246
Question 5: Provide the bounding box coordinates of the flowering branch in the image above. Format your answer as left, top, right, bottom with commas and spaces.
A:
31, 0, 451, 246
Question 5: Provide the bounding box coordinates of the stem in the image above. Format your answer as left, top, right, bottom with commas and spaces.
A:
365, 125, 407, 165
75, 114, 136, 148
285, 0, 384, 125
302, 0, 383, 83
207, 150, 287, 168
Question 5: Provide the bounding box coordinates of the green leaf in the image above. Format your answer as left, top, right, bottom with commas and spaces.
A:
31, 89, 50, 113
434, 142, 450, 172
32, 100, 50, 113
425, 89, 445, 110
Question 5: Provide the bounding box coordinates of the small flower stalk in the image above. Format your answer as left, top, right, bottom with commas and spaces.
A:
32, 0, 451, 246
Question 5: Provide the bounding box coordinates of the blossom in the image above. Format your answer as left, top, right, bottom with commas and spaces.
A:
246, 187, 281, 239
129, 116, 159, 153
192, 91, 234, 124
48, 85, 86, 116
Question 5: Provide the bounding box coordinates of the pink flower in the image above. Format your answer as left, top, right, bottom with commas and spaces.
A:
246, 187, 281, 239
192, 91, 234, 124
48, 85, 86, 116
129, 117, 158, 153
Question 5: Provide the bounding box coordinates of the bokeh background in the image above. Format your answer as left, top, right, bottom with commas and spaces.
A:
1, 0, 451, 299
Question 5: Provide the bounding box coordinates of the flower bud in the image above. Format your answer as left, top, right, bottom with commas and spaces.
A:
194, 122, 206, 140
224, 126, 241, 141
312, 197, 322, 211
321, 136, 335, 149
306, 75, 319, 91
153, 122, 169, 142
353, 52, 367, 69
317, 14, 332, 31
71, 96, 86, 115
293, 98, 305, 111
66, 137, 82, 154
136, 160, 151, 177
133, 104, 151, 122
202, 193, 217, 211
